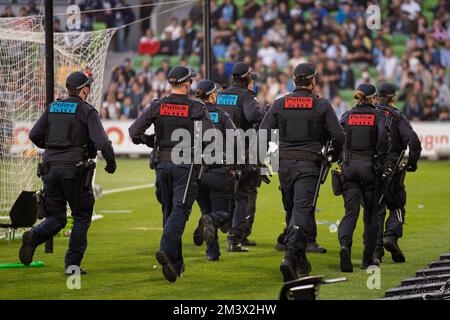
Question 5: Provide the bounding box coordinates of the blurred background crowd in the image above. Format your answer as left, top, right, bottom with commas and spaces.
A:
1, 0, 450, 122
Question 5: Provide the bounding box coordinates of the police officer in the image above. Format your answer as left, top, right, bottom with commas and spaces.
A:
129, 66, 213, 282
260, 63, 345, 281
338, 84, 390, 273
375, 83, 422, 263
215, 62, 266, 252
193, 80, 238, 261
19, 71, 116, 274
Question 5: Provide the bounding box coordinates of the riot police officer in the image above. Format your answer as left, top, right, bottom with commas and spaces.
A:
215, 62, 266, 252
193, 79, 238, 261
20, 71, 116, 274
129, 66, 214, 282
375, 83, 422, 263
338, 84, 390, 273
260, 63, 345, 281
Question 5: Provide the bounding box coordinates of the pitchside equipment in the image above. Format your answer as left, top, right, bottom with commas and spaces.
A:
0, 16, 115, 218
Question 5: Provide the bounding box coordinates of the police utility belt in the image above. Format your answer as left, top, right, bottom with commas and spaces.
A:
279, 150, 323, 162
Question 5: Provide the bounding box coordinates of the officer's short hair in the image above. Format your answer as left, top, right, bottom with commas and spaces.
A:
294, 77, 314, 88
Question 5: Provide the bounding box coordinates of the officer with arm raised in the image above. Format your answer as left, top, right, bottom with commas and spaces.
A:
215, 62, 266, 252
375, 83, 422, 263
338, 84, 390, 273
129, 66, 214, 282
20, 71, 116, 275
260, 63, 345, 281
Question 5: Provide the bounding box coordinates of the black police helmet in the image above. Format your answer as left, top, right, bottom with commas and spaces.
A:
196, 80, 218, 97
377, 82, 397, 98
356, 83, 377, 99
231, 62, 257, 80
66, 71, 93, 91
294, 63, 317, 81
168, 66, 197, 85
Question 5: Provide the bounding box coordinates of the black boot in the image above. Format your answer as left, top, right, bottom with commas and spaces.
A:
227, 241, 249, 252
384, 236, 405, 263
373, 246, 385, 263
275, 231, 287, 251
19, 230, 38, 266
339, 245, 353, 273
242, 238, 257, 246
360, 250, 380, 270
280, 252, 298, 282
155, 250, 178, 283
193, 217, 204, 246
200, 215, 216, 245
296, 251, 312, 277
306, 242, 327, 254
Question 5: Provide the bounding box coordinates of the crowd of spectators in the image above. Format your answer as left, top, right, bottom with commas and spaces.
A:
1, 0, 449, 122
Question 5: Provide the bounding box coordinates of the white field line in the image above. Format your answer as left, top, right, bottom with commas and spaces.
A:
102, 183, 155, 196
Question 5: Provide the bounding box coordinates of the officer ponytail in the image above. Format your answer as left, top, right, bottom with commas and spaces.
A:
195, 88, 209, 101
354, 84, 377, 106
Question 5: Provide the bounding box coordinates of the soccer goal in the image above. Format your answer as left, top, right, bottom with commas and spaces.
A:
0, 15, 115, 218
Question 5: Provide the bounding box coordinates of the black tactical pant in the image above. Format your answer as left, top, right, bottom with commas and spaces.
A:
243, 186, 258, 240
155, 161, 199, 273
197, 168, 234, 258
279, 160, 320, 255
376, 170, 407, 246
32, 163, 94, 269
338, 160, 378, 255
228, 168, 260, 244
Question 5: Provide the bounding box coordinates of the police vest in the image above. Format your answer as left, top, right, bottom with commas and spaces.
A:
380, 106, 405, 155
278, 94, 324, 144
345, 107, 378, 156
154, 97, 195, 150
45, 99, 89, 150
215, 88, 249, 130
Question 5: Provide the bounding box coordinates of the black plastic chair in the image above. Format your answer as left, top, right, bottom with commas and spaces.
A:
0, 191, 38, 241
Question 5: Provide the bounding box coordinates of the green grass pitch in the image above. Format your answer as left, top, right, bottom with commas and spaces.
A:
1, 159, 449, 300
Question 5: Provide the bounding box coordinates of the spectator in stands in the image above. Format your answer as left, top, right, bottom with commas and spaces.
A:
139, 29, 160, 56
326, 36, 348, 60
1, 5, 15, 18
140, 0, 155, 34
162, 17, 182, 41
403, 94, 423, 121
219, 0, 238, 23
440, 40, 450, 67
331, 95, 348, 120
377, 47, 400, 82
243, 0, 261, 26
121, 96, 139, 120
102, 93, 121, 120
258, 37, 277, 67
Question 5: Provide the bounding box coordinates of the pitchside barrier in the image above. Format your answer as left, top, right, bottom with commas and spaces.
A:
8, 121, 450, 158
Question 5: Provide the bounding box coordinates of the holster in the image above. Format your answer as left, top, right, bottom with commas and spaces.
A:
331, 169, 345, 196
34, 190, 48, 219
37, 162, 49, 178
149, 146, 160, 170
73, 160, 96, 211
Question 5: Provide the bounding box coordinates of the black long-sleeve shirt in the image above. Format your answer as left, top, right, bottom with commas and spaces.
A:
29, 96, 115, 162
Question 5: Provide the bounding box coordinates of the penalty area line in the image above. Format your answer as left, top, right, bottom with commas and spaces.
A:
102, 183, 155, 196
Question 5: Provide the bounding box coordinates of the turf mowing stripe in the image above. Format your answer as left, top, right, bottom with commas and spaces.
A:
102, 183, 155, 195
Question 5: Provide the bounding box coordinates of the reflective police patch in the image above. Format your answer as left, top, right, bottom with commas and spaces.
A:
217, 94, 238, 106
49, 102, 78, 114
349, 114, 375, 126
160, 103, 189, 117
209, 112, 219, 123
284, 97, 313, 109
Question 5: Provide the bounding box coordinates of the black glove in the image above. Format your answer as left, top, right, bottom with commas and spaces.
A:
143, 134, 155, 148
105, 160, 117, 174
406, 161, 417, 172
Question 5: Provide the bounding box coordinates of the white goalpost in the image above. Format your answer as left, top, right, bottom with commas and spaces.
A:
0, 15, 115, 217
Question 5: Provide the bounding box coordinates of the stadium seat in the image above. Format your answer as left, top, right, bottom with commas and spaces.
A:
0, 191, 38, 242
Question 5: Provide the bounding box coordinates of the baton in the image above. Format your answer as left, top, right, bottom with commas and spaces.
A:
182, 163, 195, 205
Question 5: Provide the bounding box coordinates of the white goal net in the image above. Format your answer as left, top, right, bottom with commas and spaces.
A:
0, 16, 115, 217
